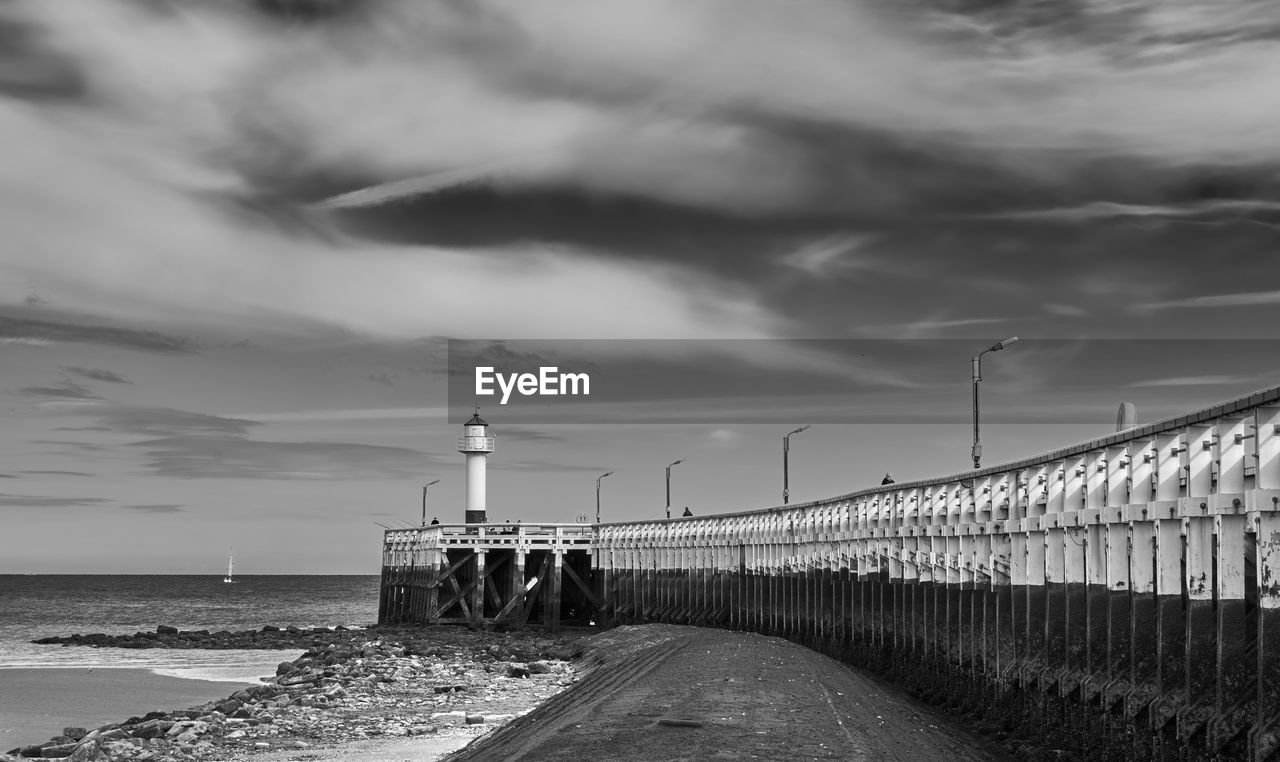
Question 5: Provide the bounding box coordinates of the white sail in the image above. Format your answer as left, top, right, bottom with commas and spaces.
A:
224, 551, 234, 583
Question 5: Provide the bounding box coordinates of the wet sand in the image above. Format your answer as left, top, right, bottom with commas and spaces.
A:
0, 668, 255, 750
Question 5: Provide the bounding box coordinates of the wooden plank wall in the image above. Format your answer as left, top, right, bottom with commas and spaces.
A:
596, 395, 1280, 760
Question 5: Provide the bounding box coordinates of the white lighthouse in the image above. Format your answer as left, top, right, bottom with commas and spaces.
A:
458, 409, 495, 524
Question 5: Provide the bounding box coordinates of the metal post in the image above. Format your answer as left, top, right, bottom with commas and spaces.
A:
972, 355, 982, 470
420, 479, 440, 526
783, 425, 810, 504
596, 471, 613, 524
666, 460, 683, 519
971, 337, 1018, 470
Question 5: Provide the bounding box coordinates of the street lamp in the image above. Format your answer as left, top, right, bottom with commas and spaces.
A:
421, 479, 440, 526
783, 425, 810, 504
665, 459, 684, 519
972, 336, 1019, 469
595, 471, 613, 525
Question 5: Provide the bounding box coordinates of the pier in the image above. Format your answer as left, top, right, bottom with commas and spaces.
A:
380, 384, 1280, 758
379, 523, 596, 633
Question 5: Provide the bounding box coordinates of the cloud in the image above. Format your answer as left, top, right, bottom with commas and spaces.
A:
0, 492, 111, 508
777, 235, 872, 278
121, 504, 182, 513
1043, 304, 1088, 318
365, 373, 394, 387
493, 427, 565, 444
0, 474, 15, 479
5, 0, 1280, 353
0, 314, 193, 353
126, 434, 442, 480
21, 470, 95, 477
225, 407, 443, 423
852, 316, 1015, 340
1129, 375, 1252, 387
973, 199, 1280, 223
81, 405, 262, 437
708, 428, 740, 445
63, 366, 131, 384
17, 381, 100, 400
1136, 290, 1280, 311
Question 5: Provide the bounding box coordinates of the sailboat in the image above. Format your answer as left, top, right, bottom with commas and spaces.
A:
223, 551, 235, 584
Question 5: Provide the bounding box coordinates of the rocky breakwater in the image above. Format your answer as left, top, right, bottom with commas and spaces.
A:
5, 626, 583, 762
30, 624, 366, 651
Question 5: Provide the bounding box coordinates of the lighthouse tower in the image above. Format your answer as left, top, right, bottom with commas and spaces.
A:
458, 409, 495, 524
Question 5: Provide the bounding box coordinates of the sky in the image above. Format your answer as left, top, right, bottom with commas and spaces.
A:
2, 0, 1280, 573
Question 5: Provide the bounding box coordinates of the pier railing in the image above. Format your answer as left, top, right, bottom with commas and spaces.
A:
593, 384, 1280, 759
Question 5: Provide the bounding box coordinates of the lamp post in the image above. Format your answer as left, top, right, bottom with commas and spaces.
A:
665, 459, 684, 519
783, 425, 810, 504
421, 479, 440, 526
595, 471, 613, 525
972, 336, 1019, 469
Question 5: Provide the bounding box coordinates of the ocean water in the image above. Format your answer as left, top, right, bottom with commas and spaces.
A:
0, 575, 380, 682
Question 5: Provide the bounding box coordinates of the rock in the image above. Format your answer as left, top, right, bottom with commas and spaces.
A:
163, 720, 208, 739
505, 663, 531, 678
156, 625, 178, 635
253, 742, 271, 749
464, 714, 485, 725
431, 711, 467, 726
527, 660, 553, 674
38, 743, 77, 758
433, 684, 466, 694
215, 699, 242, 715
128, 720, 172, 739
64, 742, 105, 762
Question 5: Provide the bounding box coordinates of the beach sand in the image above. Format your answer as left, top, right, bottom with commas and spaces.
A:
0, 668, 255, 750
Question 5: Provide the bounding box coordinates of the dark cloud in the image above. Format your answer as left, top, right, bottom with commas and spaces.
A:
22, 470, 95, 477
366, 373, 394, 386
63, 366, 131, 384
0, 492, 111, 508
17, 381, 100, 400
126, 434, 443, 480
0, 314, 193, 354
121, 504, 183, 513
0, 473, 15, 478
87, 406, 261, 437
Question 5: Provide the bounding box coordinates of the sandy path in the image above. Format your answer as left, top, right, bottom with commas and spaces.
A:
448, 625, 1011, 762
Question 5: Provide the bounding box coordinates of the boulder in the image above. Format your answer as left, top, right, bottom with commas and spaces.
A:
505, 663, 531, 679
38, 743, 77, 758
156, 625, 178, 635
128, 720, 172, 740
64, 742, 105, 762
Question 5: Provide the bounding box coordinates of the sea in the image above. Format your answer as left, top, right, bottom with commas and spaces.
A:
0, 575, 381, 681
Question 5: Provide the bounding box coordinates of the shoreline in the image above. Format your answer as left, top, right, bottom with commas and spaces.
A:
2, 625, 585, 762
0, 668, 260, 751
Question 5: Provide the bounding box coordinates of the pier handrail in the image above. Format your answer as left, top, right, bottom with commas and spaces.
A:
599, 381, 1280, 527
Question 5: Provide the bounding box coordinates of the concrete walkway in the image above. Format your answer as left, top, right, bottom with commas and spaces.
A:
447, 625, 1011, 762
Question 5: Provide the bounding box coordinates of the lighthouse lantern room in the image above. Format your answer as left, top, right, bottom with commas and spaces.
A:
458, 409, 495, 524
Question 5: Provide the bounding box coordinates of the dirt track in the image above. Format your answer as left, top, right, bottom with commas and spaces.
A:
447, 625, 1011, 762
